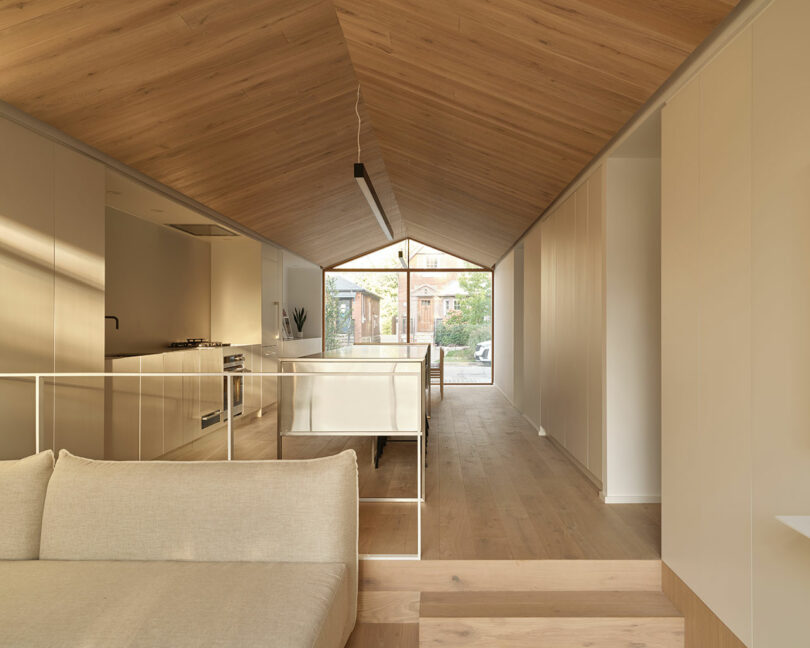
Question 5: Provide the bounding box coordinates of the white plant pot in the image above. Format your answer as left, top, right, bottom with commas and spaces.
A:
295, 331, 304, 339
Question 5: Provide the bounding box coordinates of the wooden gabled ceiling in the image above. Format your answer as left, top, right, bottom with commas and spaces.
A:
0, 0, 738, 268
0, 0, 403, 267
333, 0, 739, 266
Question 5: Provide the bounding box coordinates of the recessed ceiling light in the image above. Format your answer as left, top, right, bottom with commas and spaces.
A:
168, 223, 237, 237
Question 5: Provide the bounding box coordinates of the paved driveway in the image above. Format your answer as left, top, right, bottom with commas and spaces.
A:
444, 362, 491, 383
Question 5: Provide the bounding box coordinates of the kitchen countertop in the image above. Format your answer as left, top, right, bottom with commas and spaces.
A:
281, 344, 429, 363
104, 343, 259, 360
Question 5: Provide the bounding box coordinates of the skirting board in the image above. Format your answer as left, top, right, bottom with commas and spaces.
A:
544, 433, 603, 491
493, 383, 516, 409
523, 415, 546, 436
493, 383, 546, 437
601, 493, 662, 504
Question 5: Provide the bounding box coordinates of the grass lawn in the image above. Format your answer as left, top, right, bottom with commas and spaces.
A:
444, 347, 474, 362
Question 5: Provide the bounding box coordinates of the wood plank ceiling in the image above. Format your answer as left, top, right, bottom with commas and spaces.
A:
0, 0, 738, 267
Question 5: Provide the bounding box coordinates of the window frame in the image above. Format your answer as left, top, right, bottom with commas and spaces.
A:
322, 238, 494, 386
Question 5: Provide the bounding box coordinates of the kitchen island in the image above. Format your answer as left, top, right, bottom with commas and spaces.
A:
278, 344, 429, 559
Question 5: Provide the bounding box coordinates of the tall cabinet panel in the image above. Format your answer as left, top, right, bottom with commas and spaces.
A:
538, 169, 605, 485
662, 78, 708, 589
261, 244, 281, 412
586, 169, 604, 481
0, 118, 106, 460
750, 0, 810, 643
52, 146, 106, 459
661, 30, 753, 646
0, 119, 55, 460
569, 184, 589, 466
696, 30, 752, 643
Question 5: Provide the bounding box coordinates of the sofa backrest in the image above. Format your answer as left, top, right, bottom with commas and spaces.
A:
0, 450, 54, 560
40, 449, 358, 626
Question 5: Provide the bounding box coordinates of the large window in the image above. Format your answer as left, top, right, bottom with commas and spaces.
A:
325, 240, 492, 384
324, 271, 407, 347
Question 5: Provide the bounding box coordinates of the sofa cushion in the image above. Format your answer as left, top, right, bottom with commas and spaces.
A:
0, 451, 54, 559
40, 449, 358, 644
0, 560, 349, 648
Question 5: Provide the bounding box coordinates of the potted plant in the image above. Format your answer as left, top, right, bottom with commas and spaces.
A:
292, 307, 307, 339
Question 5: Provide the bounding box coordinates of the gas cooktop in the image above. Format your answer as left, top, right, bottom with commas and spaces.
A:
169, 338, 231, 349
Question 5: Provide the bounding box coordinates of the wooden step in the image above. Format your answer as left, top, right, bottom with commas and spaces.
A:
418, 590, 683, 647
420, 590, 681, 618
419, 617, 684, 648
360, 559, 663, 592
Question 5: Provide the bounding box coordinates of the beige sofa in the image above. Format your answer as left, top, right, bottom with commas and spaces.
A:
0, 449, 358, 648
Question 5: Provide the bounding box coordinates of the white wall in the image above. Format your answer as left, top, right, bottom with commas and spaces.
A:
105, 208, 211, 355
283, 250, 323, 339
604, 157, 661, 501
662, 1, 810, 643
494, 249, 515, 403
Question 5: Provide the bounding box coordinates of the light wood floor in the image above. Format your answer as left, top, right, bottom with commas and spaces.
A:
159, 386, 660, 560
346, 560, 678, 648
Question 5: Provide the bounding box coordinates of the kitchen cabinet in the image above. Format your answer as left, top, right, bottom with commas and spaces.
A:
140, 354, 164, 460
52, 145, 106, 459
262, 245, 282, 347
242, 344, 263, 415
210, 237, 262, 345
162, 352, 184, 454
106, 347, 233, 460
261, 346, 279, 410
178, 349, 200, 444
0, 117, 105, 460
261, 245, 282, 410
280, 338, 322, 358
200, 348, 222, 427
105, 356, 140, 460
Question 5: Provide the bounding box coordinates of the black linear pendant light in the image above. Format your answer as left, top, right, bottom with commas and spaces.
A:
354, 84, 394, 241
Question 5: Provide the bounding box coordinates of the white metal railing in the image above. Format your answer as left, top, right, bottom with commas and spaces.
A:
0, 370, 424, 560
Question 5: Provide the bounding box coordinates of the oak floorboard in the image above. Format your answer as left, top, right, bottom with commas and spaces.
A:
419, 591, 680, 618
345, 623, 418, 648
359, 560, 662, 593
419, 617, 684, 648
160, 387, 660, 560
358, 591, 421, 624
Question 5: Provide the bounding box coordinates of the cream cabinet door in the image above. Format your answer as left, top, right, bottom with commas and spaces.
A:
181, 350, 201, 444
140, 354, 164, 460
106, 356, 140, 460
199, 348, 222, 429
163, 352, 184, 454
0, 119, 54, 460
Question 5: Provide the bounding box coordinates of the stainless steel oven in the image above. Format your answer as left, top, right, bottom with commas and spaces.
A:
223, 353, 246, 419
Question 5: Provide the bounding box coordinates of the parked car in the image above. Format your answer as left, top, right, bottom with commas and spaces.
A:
474, 341, 491, 365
